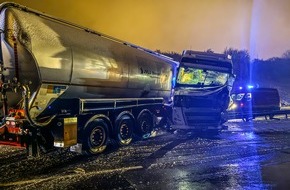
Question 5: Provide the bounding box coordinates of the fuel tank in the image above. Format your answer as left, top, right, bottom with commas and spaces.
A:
0, 3, 176, 118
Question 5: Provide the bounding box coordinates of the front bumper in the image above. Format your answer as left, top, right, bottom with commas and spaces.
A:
171, 123, 223, 130
172, 107, 224, 130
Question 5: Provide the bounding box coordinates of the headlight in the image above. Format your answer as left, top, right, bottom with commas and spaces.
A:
228, 103, 237, 110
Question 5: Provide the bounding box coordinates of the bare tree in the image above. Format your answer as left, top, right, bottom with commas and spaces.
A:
282, 50, 290, 59
224, 48, 250, 81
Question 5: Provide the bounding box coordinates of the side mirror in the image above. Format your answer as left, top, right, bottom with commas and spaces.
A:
228, 74, 235, 87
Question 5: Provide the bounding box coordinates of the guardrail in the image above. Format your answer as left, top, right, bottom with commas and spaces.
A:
227, 106, 290, 121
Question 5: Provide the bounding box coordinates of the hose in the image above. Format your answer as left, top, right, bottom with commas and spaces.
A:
22, 85, 56, 127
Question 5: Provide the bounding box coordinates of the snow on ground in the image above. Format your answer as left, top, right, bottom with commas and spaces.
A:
227, 115, 290, 133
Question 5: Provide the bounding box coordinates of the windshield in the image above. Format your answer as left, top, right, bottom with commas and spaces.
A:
176, 67, 229, 87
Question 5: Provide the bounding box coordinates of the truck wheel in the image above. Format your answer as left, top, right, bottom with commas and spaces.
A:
83, 119, 108, 155
243, 116, 253, 122
114, 114, 134, 146
137, 111, 153, 138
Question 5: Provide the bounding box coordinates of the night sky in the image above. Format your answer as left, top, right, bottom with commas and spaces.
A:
0, 0, 289, 59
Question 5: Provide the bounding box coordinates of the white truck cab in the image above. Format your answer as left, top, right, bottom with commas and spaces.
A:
172, 50, 234, 132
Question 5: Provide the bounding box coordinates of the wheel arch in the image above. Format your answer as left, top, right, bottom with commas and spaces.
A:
115, 111, 136, 126
84, 114, 113, 135
137, 109, 153, 120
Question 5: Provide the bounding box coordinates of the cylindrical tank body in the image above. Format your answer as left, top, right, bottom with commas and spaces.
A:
0, 3, 176, 118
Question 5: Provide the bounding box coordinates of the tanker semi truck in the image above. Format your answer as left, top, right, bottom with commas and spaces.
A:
0, 3, 177, 156
171, 50, 234, 132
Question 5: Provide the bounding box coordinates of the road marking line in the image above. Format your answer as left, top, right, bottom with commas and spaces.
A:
0, 165, 143, 187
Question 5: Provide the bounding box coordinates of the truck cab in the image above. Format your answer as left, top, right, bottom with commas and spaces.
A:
171, 50, 234, 132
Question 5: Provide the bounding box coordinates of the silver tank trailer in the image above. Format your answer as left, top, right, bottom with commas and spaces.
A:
0, 3, 175, 118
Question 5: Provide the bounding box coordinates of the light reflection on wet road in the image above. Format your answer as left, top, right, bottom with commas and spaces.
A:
124, 129, 275, 189
1, 118, 290, 189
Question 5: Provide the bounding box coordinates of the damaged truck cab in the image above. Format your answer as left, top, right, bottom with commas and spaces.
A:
171, 50, 234, 132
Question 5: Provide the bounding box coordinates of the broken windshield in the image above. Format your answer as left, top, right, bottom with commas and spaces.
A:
176, 67, 229, 87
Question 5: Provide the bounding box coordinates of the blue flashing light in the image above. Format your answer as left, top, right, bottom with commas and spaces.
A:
247, 85, 254, 89
172, 77, 176, 82
239, 86, 243, 90
172, 77, 176, 87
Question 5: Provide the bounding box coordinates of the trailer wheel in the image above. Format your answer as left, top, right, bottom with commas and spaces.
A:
137, 111, 153, 138
83, 119, 108, 155
114, 114, 134, 146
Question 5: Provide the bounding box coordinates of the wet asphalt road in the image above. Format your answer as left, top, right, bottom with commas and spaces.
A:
1, 117, 290, 190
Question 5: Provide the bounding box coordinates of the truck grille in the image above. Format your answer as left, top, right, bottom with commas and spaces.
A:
173, 92, 228, 126
174, 95, 215, 108
184, 109, 221, 125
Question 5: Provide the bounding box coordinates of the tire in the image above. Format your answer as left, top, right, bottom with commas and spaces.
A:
243, 115, 253, 122
114, 114, 134, 146
82, 119, 108, 155
137, 111, 154, 138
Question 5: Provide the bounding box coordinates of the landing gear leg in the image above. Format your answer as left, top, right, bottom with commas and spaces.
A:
25, 128, 40, 157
